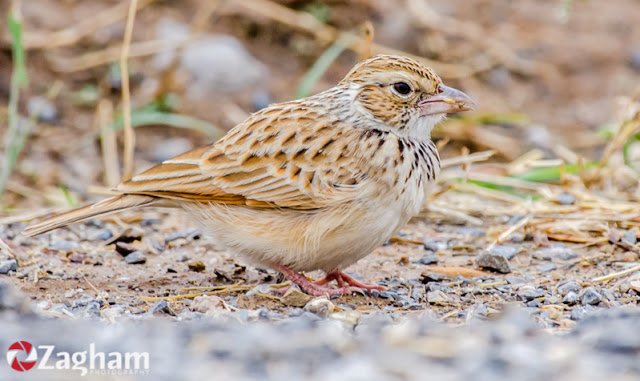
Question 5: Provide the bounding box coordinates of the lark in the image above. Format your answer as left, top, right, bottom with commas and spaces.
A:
25, 55, 474, 296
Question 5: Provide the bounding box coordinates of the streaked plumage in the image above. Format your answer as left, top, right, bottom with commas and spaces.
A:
24, 55, 474, 296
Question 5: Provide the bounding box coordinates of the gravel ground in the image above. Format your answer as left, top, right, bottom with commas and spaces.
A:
2, 206, 640, 326
1, 282, 640, 381
2, 208, 640, 380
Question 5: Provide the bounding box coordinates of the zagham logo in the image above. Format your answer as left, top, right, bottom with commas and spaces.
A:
6, 341, 150, 376
7, 341, 37, 372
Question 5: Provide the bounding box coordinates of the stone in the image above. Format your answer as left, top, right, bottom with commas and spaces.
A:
426, 290, 450, 305
417, 253, 438, 265
537, 263, 557, 272
48, 240, 78, 252
517, 285, 544, 301
281, 288, 313, 307
580, 287, 602, 306
475, 251, 511, 273
166, 228, 202, 243
423, 240, 447, 252
192, 295, 228, 316
124, 251, 147, 264
570, 305, 596, 321
557, 280, 581, 296
562, 291, 579, 305
304, 298, 335, 318
489, 245, 518, 260
555, 192, 576, 205
155, 19, 268, 97
187, 260, 206, 272
0, 260, 18, 274
622, 230, 637, 245
533, 245, 577, 260
148, 300, 176, 316
27, 96, 59, 123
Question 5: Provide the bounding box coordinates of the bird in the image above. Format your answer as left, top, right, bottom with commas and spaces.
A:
24, 54, 474, 297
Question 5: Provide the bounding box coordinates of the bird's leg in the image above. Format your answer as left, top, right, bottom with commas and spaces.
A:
274, 265, 354, 297
318, 270, 386, 292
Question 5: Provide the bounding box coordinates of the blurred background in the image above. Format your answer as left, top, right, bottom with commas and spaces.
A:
1, 0, 640, 210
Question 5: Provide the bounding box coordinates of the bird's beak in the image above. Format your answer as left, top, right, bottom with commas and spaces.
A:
419, 84, 475, 116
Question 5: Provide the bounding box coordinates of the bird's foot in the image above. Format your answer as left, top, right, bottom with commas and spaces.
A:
315, 270, 386, 293
275, 265, 357, 297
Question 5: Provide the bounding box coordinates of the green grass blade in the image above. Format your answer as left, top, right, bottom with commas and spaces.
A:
295, 34, 353, 99
110, 110, 223, 138
513, 162, 598, 183
0, 10, 30, 197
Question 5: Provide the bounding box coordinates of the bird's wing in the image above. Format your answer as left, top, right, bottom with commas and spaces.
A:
116, 104, 367, 209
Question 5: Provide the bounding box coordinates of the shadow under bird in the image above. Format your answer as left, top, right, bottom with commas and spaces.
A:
24, 54, 475, 296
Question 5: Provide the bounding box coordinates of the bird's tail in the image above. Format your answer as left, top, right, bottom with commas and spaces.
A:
22, 194, 156, 237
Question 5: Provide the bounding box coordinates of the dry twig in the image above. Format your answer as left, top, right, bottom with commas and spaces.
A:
120, 0, 139, 181
19, 0, 155, 49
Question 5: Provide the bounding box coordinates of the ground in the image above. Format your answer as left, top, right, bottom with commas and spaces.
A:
1, 0, 640, 380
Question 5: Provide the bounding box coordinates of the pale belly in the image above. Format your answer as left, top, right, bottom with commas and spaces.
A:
181, 188, 423, 272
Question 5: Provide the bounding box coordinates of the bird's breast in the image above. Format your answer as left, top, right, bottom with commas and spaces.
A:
356, 133, 439, 220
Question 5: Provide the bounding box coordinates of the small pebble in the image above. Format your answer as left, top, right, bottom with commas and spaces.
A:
148, 300, 176, 316
48, 240, 78, 252
600, 288, 617, 303
187, 260, 206, 272
91, 229, 113, 241
423, 241, 447, 252
281, 288, 313, 307
580, 287, 602, 306
115, 242, 137, 256
457, 227, 485, 237
507, 232, 525, 243
166, 228, 201, 243
192, 295, 228, 316
570, 305, 596, 321
420, 272, 447, 283
0, 259, 18, 274
563, 291, 579, 305
537, 263, 557, 272
304, 298, 335, 318
124, 251, 147, 265
622, 230, 637, 245
629, 50, 640, 72
68, 253, 85, 263
416, 253, 438, 265
475, 251, 511, 273
558, 280, 582, 296
545, 295, 560, 304
426, 290, 450, 305
27, 96, 59, 123
555, 192, 576, 205
533, 245, 577, 260
505, 275, 527, 285
526, 300, 540, 308
517, 286, 544, 301
489, 245, 518, 260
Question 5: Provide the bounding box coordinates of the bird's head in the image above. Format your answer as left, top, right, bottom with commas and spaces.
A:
340, 54, 475, 137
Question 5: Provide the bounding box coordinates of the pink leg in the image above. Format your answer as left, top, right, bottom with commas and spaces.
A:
275, 265, 356, 297
316, 271, 386, 293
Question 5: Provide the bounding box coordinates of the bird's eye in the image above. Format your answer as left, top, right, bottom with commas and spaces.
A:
392, 82, 412, 96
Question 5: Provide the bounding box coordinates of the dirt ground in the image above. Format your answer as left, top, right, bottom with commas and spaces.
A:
1, 0, 640, 330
